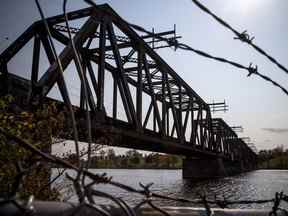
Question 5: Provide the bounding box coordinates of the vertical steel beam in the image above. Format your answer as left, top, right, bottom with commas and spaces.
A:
143, 55, 163, 134
107, 21, 138, 127
153, 107, 156, 132
190, 101, 195, 147
31, 34, 41, 89
162, 72, 167, 136
164, 72, 180, 138
80, 60, 97, 111
193, 109, 201, 146
86, 60, 99, 98
97, 21, 106, 111
178, 85, 183, 142
0, 63, 8, 75
137, 48, 143, 125
80, 61, 86, 109
167, 107, 170, 136
113, 79, 117, 119
206, 110, 213, 150
199, 108, 204, 149
183, 101, 191, 137
0, 63, 9, 94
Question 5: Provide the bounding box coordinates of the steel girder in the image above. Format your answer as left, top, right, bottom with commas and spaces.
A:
0, 4, 257, 163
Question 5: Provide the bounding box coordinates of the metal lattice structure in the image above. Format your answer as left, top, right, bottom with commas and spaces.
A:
0, 4, 256, 166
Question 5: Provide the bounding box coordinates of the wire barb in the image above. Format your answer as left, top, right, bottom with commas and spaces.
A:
34, 0, 82, 166
128, 17, 288, 96
247, 63, 258, 77
234, 30, 255, 44
1, 1, 288, 215
190, 0, 288, 75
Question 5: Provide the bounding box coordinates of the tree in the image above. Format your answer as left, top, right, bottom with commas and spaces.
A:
106, 149, 116, 167
170, 155, 181, 168
99, 150, 106, 160
258, 146, 288, 169
126, 150, 142, 167
107, 149, 116, 161
120, 155, 128, 168
145, 154, 154, 165
0, 95, 70, 200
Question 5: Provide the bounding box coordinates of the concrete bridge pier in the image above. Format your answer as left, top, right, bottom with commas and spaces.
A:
182, 157, 231, 179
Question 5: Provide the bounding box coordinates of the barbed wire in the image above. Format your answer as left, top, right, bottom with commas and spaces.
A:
126, 22, 288, 96
1, 127, 288, 216
34, 0, 82, 166
190, 0, 288, 76
63, 0, 94, 172
83, 0, 288, 96
1, 1, 288, 215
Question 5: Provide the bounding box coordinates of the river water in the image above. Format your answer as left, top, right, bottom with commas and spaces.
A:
55, 169, 288, 209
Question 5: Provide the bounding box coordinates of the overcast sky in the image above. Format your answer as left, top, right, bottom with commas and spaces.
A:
0, 0, 287, 151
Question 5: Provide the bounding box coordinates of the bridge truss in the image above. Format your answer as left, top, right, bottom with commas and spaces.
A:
0, 4, 256, 164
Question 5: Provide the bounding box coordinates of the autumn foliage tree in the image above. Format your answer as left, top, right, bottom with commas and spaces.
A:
0, 95, 69, 200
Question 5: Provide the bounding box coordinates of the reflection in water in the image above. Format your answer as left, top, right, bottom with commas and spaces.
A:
54, 169, 288, 209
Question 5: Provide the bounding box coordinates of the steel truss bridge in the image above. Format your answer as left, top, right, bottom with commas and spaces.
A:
0, 4, 257, 173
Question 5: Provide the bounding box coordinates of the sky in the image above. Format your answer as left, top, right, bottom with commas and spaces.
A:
0, 0, 287, 152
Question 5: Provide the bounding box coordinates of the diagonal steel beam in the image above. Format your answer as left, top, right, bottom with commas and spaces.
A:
107, 21, 139, 127
143, 54, 163, 134
36, 17, 99, 98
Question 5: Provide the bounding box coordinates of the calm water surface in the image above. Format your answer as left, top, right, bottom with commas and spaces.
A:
55, 169, 288, 209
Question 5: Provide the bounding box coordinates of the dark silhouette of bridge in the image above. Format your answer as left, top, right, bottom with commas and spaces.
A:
0, 4, 256, 179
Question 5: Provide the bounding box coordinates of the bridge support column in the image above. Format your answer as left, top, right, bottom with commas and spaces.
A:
182, 157, 227, 179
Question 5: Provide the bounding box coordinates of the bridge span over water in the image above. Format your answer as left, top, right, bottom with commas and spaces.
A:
0, 4, 256, 179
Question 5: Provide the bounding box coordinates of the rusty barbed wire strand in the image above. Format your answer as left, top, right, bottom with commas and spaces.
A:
60, 0, 288, 97
137, 183, 171, 216
34, 0, 81, 166
63, 0, 94, 171
37, 144, 103, 197
127, 23, 288, 96
2, 126, 286, 209
1, 127, 288, 215
1, 1, 288, 215
190, 0, 288, 76
86, 189, 136, 216
37, 168, 66, 195
176, 43, 288, 96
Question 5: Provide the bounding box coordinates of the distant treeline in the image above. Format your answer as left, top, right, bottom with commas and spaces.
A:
82, 149, 183, 169
258, 145, 288, 169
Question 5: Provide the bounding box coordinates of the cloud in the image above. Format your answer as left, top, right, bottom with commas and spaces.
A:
263, 139, 271, 142
262, 128, 288, 134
